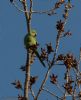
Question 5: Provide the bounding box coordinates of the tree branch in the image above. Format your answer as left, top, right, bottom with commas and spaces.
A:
35, 67, 51, 100
22, 0, 31, 33
29, 0, 33, 20
30, 88, 35, 99
21, 0, 32, 100
42, 87, 62, 100
35, 9, 69, 99
12, 1, 56, 15
24, 51, 31, 100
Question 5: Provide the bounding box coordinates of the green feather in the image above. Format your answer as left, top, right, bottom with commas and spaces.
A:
24, 30, 46, 67
24, 34, 37, 48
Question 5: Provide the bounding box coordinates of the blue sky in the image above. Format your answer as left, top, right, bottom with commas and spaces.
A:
0, 0, 81, 100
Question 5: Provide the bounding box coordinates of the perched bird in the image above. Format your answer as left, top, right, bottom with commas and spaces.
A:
24, 30, 37, 48
24, 30, 46, 67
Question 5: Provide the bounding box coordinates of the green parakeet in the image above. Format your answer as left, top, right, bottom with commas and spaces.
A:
24, 30, 46, 67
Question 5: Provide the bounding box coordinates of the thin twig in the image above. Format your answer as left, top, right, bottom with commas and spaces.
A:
72, 76, 77, 100
21, 0, 30, 31
12, 1, 26, 12
77, 47, 81, 73
13, 2, 56, 14
42, 87, 63, 100
35, 67, 51, 100
56, 83, 65, 94
12, 1, 57, 15
29, 0, 33, 20
30, 88, 35, 99
51, 19, 67, 67
51, 33, 62, 67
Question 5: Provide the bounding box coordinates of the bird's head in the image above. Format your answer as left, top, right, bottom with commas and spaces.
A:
30, 30, 37, 37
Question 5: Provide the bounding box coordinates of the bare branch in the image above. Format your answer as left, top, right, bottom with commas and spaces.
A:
35, 67, 51, 100
12, 1, 56, 15
12, 2, 56, 15
77, 47, 81, 72
12, 0, 66, 16
30, 88, 35, 99
24, 51, 31, 100
42, 87, 63, 100
29, 0, 33, 20
35, 3, 71, 98
13, 1, 26, 12
56, 83, 65, 94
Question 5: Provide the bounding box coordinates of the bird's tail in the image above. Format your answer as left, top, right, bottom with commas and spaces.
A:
35, 50, 46, 67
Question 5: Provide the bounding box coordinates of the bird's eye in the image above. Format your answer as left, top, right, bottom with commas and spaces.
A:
32, 32, 36, 36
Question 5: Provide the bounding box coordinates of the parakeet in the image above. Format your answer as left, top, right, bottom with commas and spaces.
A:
24, 30, 37, 48
24, 30, 46, 67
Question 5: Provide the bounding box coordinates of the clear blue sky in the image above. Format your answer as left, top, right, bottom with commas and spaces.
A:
0, 0, 81, 100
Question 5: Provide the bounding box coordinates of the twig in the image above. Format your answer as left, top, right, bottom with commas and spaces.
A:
30, 88, 35, 99
24, 51, 31, 100
72, 48, 81, 95
13, 2, 54, 14
42, 87, 63, 100
56, 83, 65, 94
12, 0, 60, 15
35, 67, 51, 100
51, 19, 67, 67
32, 8, 56, 14
51, 33, 62, 67
12, 1, 26, 12
72, 77, 77, 100
22, 0, 31, 33
29, 0, 33, 20
77, 47, 81, 73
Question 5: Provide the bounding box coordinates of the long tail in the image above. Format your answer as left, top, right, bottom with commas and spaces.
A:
35, 50, 46, 67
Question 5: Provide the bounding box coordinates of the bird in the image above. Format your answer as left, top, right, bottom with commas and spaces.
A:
24, 29, 46, 67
